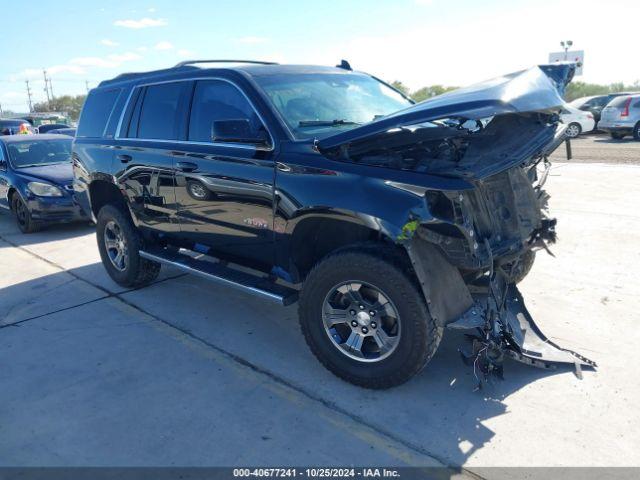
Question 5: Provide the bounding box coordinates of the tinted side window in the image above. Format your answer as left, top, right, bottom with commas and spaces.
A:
136, 82, 188, 140
76, 88, 121, 137
188, 80, 263, 142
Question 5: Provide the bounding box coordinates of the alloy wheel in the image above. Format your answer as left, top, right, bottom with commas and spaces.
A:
566, 124, 580, 138
322, 281, 401, 362
104, 220, 129, 271
188, 182, 208, 199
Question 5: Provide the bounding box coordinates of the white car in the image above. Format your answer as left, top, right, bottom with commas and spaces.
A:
561, 103, 595, 138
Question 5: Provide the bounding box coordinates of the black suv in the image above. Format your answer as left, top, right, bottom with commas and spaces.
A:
73, 60, 594, 388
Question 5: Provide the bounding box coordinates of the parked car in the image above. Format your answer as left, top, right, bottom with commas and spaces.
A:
48, 127, 76, 137
561, 104, 595, 138
73, 60, 594, 388
0, 134, 88, 233
570, 92, 638, 126
37, 123, 71, 134
0, 118, 36, 135
598, 94, 640, 140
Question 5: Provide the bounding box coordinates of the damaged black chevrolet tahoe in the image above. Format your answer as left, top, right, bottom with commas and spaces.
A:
73, 60, 595, 389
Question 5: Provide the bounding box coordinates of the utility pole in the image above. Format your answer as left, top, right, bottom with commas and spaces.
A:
85, 80, 90, 93
48, 77, 54, 101
43, 70, 51, 104
25, 80, 34, 112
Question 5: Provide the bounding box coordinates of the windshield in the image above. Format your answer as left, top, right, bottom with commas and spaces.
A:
254, 73, 412, 140
7, 138, 72, 168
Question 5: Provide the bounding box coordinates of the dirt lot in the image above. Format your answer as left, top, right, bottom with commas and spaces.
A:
1, 134, 639, 475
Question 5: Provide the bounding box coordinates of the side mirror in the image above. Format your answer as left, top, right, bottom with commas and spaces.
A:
211, 119, 269, 146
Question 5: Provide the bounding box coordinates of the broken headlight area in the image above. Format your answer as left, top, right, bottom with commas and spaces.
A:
418, 164, 556, 274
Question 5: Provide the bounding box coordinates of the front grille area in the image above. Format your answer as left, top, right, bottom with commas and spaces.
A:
420, 166, 542, 270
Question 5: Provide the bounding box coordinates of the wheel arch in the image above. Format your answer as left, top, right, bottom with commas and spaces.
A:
88, 178, 128, 218
284, 210, 403, 282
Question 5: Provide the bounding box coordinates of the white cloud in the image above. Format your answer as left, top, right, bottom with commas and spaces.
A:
154, 41, 173, 50
148, 7, 156, 12
114, 17, 167, 29
70, 57, 115, 68
108, 52, 142, 63
136, 46, 148, 52
101, 39, 119, 47
236, 36, 268, 45
59, 51, 142, 71
48, 64, 87, 75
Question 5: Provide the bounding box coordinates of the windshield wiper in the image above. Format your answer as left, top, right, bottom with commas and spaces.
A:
18, 161, 69, 168
298, 119, 361, 127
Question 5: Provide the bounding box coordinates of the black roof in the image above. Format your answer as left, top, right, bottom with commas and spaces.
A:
98, 62, 357, 88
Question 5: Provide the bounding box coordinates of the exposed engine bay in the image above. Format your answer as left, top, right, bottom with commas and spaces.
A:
316, 64, 596, 388
330, 113, 596, 388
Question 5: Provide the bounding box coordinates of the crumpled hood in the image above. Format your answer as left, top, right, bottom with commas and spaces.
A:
16, 163, 74, 186
318, 63, 575, 151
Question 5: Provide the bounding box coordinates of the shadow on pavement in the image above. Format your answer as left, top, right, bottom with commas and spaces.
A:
0, 256, 578, 467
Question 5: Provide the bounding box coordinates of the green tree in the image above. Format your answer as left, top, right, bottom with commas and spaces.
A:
411, 85, 457, 102
390, 80, 410, 96
33, 94, 87, 122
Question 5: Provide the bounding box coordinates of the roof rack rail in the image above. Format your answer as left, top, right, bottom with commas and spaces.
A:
174, 59, 279, 68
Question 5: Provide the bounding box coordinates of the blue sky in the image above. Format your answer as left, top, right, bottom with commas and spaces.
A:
1, 0, 637, 112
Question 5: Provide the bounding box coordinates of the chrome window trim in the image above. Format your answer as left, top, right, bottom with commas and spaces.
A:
114, 76, 275, 152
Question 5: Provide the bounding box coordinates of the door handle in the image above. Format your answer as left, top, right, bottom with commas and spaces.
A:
117, 154, 132, 163
276, 162, 292, 172
176, 161, 198, 172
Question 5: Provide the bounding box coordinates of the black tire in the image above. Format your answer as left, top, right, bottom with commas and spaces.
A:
11, 194, 40, 234
565, 122, 581, 138
611, 132, 625, 140
299, 245, 442, 389
96, 204, 160, 287
633, 123, 640, 141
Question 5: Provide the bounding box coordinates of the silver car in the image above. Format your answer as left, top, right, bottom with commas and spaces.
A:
598, 94, 640, 140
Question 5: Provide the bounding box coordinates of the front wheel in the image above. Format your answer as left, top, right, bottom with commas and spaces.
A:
299, 246, 442, 389
96, 205, 160, 287
565, 122, 581, 138
12, 194, 40, 233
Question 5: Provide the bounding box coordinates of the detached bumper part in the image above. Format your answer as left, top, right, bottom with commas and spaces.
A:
503, 287, 596, 376
449, 277, 596, 387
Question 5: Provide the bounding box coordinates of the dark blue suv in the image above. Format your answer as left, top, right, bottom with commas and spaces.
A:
73, 60, 595, 388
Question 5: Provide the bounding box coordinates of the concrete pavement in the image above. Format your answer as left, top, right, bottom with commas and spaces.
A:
1, 160, 639, 473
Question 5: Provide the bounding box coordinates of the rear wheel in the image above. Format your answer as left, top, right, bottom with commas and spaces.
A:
299, 246, 442, 389
611, 132, 625, 140
633, 123, 640, 141
11, 194, 40, 234
96, 205, 160, 287
565, 122, 581, 138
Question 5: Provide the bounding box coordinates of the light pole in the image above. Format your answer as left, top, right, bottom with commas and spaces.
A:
560, 40, 573, 60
